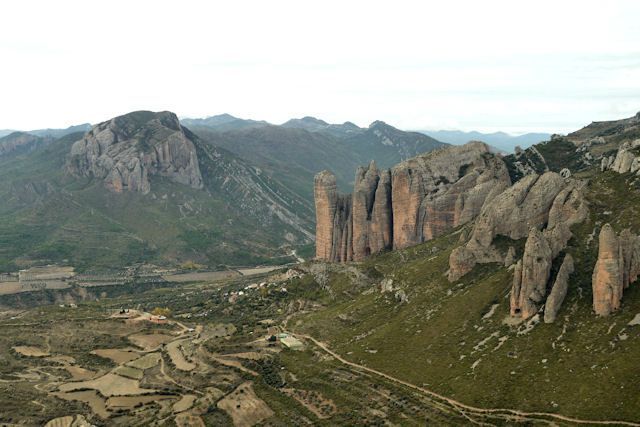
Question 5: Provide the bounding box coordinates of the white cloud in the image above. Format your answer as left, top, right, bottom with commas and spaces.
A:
0, 0, 639, 133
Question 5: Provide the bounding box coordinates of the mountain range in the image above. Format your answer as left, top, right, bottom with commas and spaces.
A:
3, 110, 640, 425
421, 129, 551, 153
0, 111, 446, 272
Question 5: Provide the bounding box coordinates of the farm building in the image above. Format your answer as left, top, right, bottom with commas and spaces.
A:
280, 336, 304, 350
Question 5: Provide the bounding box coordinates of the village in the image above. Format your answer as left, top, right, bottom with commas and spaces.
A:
0, 263, 290, 298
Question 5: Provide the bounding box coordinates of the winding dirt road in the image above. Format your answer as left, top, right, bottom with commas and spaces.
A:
291, 332, 640, 427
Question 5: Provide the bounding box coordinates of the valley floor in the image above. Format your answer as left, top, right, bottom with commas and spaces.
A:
1, 233, 639, 426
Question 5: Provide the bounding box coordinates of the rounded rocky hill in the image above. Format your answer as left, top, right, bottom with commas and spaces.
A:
67, 111, 203, 194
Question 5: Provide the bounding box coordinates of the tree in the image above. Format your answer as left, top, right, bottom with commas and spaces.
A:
152, 307, 171, 317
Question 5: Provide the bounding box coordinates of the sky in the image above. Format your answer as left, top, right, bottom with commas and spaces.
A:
1, 0, 639, 134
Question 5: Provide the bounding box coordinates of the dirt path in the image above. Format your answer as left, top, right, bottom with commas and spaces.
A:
158, 356, 203, 396
292, 332, 640, 427
199, 347, 259, 377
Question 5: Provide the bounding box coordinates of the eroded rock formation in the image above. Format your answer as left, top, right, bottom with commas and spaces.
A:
315, 142, 511, 262
592, 224, 640, 316
68, 111, 203, 194
352, 162, 392, 261
391, 142, 510, 250
510, 228, 553, 319
444, 171, 587, 320
448, 173, 587, 282
544, 254, 574, 323
315, 171, 339, 260
314, 171, 353, 262
601, 139, 640, 174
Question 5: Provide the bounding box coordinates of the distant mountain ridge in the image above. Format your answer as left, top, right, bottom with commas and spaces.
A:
0, 124, 91, 141
420, 129, 551, 153
189, 115, 447, 199
180, 114, 267, 132
0, 132, 53, 157
0, 111, 316, 271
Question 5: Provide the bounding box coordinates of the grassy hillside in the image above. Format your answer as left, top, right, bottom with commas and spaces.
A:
288, 168, 640, 423
192, 121, 446, 200
0, 131, 311, 272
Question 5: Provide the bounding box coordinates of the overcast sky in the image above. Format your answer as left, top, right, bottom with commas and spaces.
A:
1, 0, 639, 134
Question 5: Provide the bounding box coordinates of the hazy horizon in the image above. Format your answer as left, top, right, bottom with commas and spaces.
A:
1, 0, 639, 134
0, 110, 558, 138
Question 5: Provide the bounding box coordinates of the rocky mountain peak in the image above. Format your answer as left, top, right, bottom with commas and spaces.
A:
342, 121, 360, 129
67, 110, 203, 194
282, 116, 329, 129
301, 116, 328, 125
368, 120, 389, 130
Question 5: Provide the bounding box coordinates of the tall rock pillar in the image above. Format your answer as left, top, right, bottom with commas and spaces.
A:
353, 161, 381, 261
593, 224, 624, 316
369, 169, 393, 254
315, 171, 339, 260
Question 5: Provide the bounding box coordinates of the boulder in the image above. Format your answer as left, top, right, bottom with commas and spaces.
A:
504, 246, 516, 267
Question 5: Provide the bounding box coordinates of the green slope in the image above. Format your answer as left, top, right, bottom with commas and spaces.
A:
191, 121, 446, 200
292, 168, 640, 423
0, 130, 313, 272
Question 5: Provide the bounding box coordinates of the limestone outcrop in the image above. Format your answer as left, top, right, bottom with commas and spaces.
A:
592, 224, 640, 316
544, 254, 574, 323
448, 173, 587, 282
315, 142, 511, 262
68, 111, 203, 194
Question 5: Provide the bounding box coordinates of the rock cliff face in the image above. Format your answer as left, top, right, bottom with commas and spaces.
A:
352, 162, 392, 261
446, 172, 588, 321
315, 171, 340, 260
68, 111, 203, 194
0, 132, 53, 157
448, 173, 587, 282
315, 142, 510, 262
314, 171, 353, 262
592, 224, 640, 316
391, 142, 510, 250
